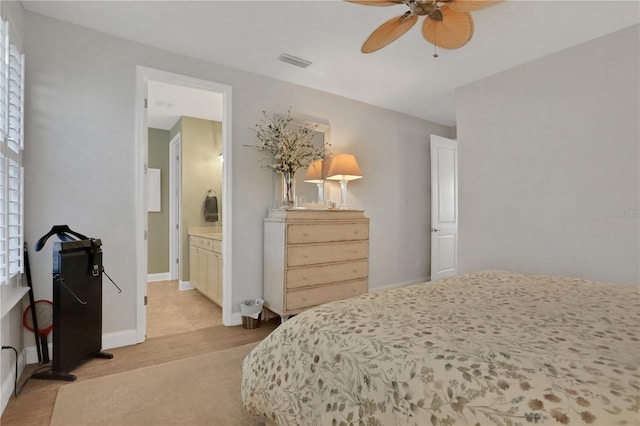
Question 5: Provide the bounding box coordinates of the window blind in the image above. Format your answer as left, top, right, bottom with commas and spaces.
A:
0, 16, 24, 286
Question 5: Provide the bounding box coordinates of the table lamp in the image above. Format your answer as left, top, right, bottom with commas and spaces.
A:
326, 154, 362, 209
304, 159, 324, 204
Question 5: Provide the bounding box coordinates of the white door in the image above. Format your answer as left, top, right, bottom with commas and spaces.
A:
430, 135, 458, 280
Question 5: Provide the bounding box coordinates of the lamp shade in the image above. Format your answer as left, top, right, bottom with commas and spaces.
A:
304, 160, 324, 183
325, 154, 362, 181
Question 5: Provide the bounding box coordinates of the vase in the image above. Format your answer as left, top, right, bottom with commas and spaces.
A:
274, 171, 296, 209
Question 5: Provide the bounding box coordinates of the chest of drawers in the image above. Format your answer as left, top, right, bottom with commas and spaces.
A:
263, 209, 369, 321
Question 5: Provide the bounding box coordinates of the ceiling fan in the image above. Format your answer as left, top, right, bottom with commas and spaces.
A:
348, 0, 500, 55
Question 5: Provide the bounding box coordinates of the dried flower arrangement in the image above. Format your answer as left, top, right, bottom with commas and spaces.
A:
247, 109, 327, 174
247, 109, 329, 208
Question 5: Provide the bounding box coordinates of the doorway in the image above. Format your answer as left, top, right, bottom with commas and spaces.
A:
135, 66, 233, 343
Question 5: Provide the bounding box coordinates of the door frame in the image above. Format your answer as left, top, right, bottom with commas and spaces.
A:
135, 66, 233, 343
168, 133, 181, 282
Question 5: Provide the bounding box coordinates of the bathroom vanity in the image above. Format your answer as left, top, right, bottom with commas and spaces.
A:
188, 228, 222, 307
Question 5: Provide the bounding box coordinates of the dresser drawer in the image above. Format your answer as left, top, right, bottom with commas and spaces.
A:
287, 222, 368, 244
287, 241, 368, 267
286, 260, 368, 289
286, 279, 368, 311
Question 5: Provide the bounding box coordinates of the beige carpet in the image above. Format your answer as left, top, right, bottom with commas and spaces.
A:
50, 342, 264, 426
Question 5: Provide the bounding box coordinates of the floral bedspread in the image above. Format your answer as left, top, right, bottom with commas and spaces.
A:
241, 270, 640, 425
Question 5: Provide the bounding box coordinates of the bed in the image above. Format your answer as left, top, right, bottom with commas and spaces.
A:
241, 270, 640, 425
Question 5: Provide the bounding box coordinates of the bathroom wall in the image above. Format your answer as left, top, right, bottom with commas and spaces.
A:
147, 128, 171, 274
172, 117, 223, 282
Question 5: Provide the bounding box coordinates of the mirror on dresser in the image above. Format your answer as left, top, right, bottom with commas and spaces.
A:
274, 114, 332, 207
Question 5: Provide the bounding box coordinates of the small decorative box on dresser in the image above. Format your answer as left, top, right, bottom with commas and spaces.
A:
263, 209, 370, 321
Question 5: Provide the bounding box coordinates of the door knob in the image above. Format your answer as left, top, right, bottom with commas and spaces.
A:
431, 227, 440, 232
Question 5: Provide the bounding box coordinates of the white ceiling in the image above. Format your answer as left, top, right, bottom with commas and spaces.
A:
147, 80, 223, 130
21, 0, 640, 127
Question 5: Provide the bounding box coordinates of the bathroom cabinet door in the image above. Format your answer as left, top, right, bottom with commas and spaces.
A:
189, 245, 199, 288
188, 235, 222, 307
216, 253, 223, 305
207, 251, 220, 305
197, 249, 210, 296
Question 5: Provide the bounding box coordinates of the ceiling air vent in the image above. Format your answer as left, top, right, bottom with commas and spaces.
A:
278, 53, 312, 69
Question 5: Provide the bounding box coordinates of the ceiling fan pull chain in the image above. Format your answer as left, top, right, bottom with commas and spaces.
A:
433, 29, 439, 58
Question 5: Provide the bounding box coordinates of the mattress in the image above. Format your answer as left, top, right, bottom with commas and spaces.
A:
241, 270, 640, 425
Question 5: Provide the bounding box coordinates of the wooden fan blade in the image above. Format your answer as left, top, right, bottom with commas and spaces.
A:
422, 7, 473, 49
347, 0, 405, 6
441, 0, 501, 13
362, 14, 418, 53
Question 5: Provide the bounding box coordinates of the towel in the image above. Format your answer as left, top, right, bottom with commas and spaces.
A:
204, 195, 218, 222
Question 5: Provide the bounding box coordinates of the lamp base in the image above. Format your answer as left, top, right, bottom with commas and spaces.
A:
316, 183, 324, 205
339, 180, 348, 209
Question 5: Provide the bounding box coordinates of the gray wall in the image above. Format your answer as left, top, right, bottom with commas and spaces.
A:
456, 25, 639, 285
23, 11, 452, 339
147, 128, 170, 274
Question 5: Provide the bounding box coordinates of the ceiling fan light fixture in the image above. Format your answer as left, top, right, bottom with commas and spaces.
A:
429, 8, 444, 21
351, 0, 499, 54
422, 7, 474, 49
278, 53, 312, 69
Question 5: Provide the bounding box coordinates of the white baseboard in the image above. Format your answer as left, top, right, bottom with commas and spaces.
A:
178, 280, 195, 291
24, 342, 53, 365
227, 311, 242, 326
102, 329, 138, 350
1, 347, 26, 415
22, 329, 137, 366
148, 272, 171, 282
370, 277, 431, 292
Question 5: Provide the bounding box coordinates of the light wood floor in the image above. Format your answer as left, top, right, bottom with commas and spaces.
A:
1, 281, 278, 426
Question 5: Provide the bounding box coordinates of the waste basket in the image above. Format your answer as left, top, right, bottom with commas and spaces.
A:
240, 298, 264, 329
